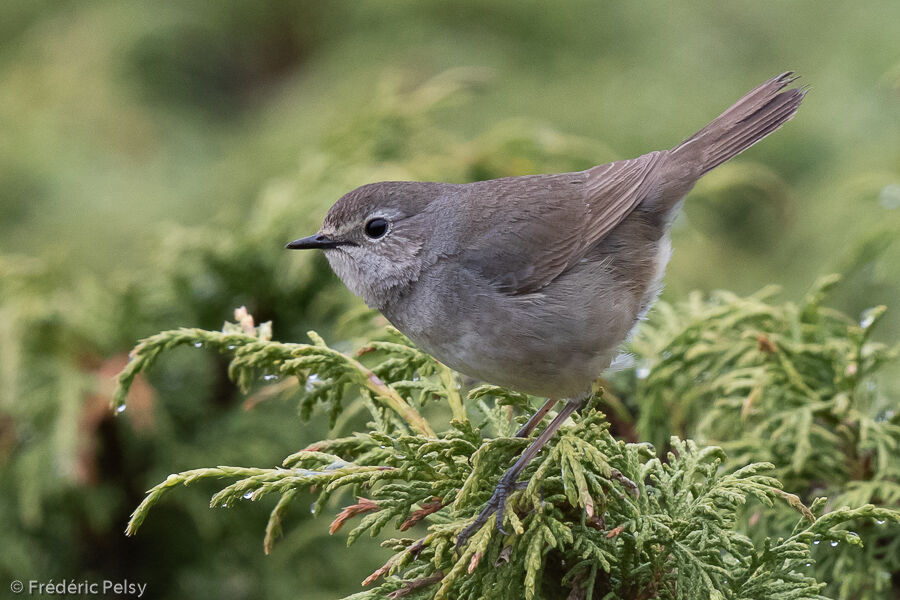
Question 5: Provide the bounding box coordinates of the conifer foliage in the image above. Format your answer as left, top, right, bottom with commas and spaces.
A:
118, 294, 899, 600
620, 276, 900, 599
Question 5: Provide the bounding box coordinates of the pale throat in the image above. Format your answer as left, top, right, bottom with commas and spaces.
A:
324, 249, 411, 310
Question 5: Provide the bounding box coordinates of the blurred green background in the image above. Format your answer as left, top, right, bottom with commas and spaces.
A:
1, 1, 898, 599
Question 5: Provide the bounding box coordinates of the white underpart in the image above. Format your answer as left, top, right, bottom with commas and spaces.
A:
632, 234, 673, 338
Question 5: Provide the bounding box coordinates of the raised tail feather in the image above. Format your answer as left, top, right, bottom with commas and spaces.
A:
670, 72, 806, 177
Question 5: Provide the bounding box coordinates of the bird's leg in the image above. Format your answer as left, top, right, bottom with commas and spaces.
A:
456, 393, 588, 549
515, 397, 559, 438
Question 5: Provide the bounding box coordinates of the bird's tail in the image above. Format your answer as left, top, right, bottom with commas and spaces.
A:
669, 72, 806, 177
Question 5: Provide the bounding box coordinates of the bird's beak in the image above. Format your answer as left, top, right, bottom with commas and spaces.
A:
285, 233, 351, 250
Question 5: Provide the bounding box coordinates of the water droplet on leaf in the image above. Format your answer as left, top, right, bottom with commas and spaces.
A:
878, 183, 900, 210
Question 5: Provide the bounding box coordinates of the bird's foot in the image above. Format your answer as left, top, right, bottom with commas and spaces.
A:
456, 475, 526, 550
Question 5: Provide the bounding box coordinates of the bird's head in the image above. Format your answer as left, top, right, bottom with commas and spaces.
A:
286, 181, 447, 309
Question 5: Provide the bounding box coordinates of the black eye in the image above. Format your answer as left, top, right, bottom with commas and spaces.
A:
364, 217, 389, 239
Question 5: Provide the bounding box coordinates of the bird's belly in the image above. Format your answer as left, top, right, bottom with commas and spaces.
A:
434, 329, 616, 398
383, 261, 641, 398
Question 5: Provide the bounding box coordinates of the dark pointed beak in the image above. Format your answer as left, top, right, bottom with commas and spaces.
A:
285, 233, 352, 250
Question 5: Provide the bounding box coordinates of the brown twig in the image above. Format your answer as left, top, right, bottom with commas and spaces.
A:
400, 498, 444, 531
387, 571, 445, 599
329, 497, 380, 535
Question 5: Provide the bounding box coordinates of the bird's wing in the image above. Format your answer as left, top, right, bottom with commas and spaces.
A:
455, 151, 665, 295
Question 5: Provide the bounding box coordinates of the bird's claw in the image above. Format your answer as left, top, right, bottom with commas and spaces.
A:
456, 477, 523, 550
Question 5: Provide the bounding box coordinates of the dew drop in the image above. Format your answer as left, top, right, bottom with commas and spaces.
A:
813, 540, 820, 545
636, 367, 650, 380
243, 491, 253, 500
876, 519, 886, 525
305, 373, 319, 392
116, 404, 127, 414
805, 562, 812, 567
830, 541, 838, 547
310, 504, 317, 514
227, 345, 236, 350
879, 183, 900, 210
193, 342, 203, 348
875, 410, 895, 423
263, 374, 279, 382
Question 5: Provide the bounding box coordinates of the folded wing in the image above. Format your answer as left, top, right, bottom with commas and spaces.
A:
455, 151, 665, 295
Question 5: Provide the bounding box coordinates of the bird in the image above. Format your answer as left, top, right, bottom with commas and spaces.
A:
286, 72, 805, 548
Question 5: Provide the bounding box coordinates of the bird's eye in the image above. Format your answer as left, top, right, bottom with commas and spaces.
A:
364, 217, 389, 239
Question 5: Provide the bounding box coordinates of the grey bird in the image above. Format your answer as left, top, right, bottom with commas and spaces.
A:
286, 72, 805, 547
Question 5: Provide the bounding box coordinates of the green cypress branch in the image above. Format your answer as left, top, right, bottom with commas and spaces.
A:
116, 298, 900, 599
115, 319, 435, 436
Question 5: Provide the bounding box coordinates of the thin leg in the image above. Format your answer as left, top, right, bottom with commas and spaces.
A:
457, 393, 588, 549
515, 397, 559, 438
